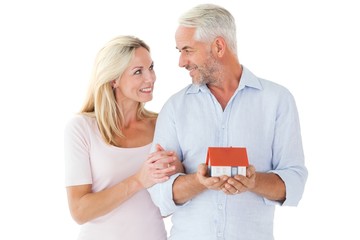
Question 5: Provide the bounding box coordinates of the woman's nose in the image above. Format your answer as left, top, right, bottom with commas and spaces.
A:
145, 71, 156, 83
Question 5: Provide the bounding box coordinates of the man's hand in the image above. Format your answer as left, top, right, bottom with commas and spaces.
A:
221, 165, 256, 195
196, 163, 229, 190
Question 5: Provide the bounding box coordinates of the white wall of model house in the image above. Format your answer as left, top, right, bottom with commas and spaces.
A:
211, 166, 247, 177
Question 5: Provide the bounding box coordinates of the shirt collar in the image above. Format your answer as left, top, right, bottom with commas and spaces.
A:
237, 66, 263, 91
185, 83, 208, 94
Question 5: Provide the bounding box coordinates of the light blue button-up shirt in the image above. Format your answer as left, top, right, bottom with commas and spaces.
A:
148, 67, 308, 240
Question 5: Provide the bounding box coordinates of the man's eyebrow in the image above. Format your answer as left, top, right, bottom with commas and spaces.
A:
176, 46, 193, 51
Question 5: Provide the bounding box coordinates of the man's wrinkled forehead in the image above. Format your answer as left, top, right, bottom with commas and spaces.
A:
175, 26, 197, 51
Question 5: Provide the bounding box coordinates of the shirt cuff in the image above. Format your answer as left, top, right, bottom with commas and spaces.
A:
148, 172, 186, 216
266, 169, 307, 206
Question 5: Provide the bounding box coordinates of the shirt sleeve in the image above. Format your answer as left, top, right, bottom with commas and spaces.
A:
266, 90, 308, 206
64, 115, 93, 187
147, 99, 185, 216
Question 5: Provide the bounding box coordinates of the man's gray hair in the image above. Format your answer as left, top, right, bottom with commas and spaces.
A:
179, 4, 238, 55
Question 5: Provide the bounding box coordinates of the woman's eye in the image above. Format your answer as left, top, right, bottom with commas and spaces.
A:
149, 64, 154, 71
134, 69, 141, 75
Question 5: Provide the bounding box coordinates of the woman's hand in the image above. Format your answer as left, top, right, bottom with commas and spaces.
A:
135, 144, 184, 188
147, 144, 184, 173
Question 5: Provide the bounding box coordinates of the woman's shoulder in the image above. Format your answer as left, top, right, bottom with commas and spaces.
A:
66, 113, 94, 125
64, 114, 97, 134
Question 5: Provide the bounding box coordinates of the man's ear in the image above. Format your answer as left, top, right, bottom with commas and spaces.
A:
213, 37, 226, 57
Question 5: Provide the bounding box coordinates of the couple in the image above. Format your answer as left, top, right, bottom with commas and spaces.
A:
64, 4, 308, 240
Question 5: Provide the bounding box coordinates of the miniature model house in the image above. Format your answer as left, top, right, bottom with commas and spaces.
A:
206, 147, 249, 177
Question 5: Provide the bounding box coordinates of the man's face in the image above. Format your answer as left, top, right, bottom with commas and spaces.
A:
175, 26, 220, 85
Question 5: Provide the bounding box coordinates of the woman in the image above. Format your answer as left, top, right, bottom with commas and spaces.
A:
64, 35, 182, 240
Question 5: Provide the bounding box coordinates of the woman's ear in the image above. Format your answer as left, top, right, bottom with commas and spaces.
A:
111, 79, 117, 89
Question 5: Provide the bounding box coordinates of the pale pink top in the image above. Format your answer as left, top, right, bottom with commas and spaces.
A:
64, 115, 166, 240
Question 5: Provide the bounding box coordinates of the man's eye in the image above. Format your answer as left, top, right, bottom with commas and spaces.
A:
185, 49, 192, 55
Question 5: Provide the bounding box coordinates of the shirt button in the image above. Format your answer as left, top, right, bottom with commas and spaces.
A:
218, 204, 223, 210
217, 232, 222, 237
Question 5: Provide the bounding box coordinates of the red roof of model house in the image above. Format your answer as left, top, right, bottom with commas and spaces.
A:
206, 147, 249, 177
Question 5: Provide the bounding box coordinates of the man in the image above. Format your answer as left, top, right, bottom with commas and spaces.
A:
148, 4, 308, 240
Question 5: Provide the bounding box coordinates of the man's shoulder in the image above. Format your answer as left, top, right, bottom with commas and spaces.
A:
166, 84, 193, 102
242, 67, 294, 103
243, 67, 287, 91
259, 78, 288, 91
158, 84, 196, 115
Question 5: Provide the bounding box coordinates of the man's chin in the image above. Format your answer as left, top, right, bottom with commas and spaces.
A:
190, 74, 199, 84
192, 77, 207, 85
191, 79, 201, 85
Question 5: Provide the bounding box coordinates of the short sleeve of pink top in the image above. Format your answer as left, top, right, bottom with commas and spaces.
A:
64, 115, 167, 240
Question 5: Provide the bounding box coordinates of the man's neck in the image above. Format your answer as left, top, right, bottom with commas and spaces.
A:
207, 64, 242, 110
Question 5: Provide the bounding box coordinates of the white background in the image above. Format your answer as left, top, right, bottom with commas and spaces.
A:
0, 0, 359, 239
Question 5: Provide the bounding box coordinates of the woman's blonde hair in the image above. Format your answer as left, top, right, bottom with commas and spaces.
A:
80, 35, 157, 145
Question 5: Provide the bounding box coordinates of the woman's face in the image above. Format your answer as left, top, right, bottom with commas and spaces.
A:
113, 47, 156, 104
